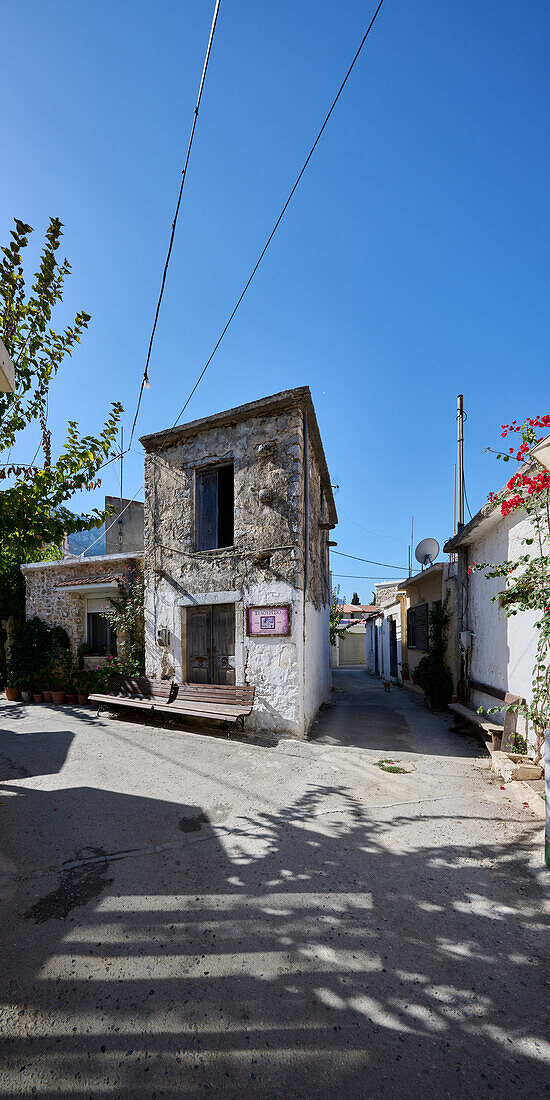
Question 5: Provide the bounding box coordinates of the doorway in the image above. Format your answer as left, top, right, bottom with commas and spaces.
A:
389, 618, 398, 678
187, 603, 235, 685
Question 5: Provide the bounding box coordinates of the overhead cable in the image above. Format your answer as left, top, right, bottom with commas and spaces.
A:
128, 0, 222, 448
331, 549, 408, 571
172, 0, 386, 427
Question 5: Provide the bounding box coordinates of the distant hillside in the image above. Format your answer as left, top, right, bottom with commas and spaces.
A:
67, 524, 105, 557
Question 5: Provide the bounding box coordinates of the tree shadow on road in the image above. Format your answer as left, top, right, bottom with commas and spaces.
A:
0, 777, 548, 1098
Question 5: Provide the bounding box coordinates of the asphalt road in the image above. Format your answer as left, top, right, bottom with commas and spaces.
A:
0, 670, 548, 1098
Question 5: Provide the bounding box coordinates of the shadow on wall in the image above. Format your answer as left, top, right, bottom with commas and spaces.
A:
0, 766, 547, 1094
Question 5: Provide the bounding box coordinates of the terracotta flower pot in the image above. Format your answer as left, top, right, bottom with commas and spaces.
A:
66, 693, 77, 704
52, 690, 65, 705
5, 687, 19, 702
33, 693, 44, 704
43, 691, 53, 702
78, 693, 89, 704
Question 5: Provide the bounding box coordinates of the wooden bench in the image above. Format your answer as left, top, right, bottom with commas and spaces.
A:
90, 677, 177, 716
449, 692, 523, 755
89, 678, 255, 736
167, 683, 255, 735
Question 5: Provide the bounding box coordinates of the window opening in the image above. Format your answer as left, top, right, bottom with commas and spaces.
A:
195, 463, 234, 551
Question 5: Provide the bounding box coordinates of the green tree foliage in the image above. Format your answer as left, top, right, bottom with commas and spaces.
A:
7, 615, 70, 689
101, 571, 145, 673
351, 592, 360, 605
329, 585, 350, 647
0, 217, 123, 577
414, 597, 453, 709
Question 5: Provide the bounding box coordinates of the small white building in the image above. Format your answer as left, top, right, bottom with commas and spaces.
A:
367, 582, 405, 681
444, 499, 544, 751
140, 387, 337, 739
331, 604, 377, 668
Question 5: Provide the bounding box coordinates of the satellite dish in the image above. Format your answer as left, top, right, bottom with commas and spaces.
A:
415, 537, 439, 567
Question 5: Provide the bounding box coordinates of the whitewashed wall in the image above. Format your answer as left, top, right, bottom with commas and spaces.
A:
304, 601, 331, 730
466, 508, 545, 749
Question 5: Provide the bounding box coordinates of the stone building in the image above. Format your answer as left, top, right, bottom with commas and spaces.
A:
21, 498, 144, 662
140, 386, 337, 738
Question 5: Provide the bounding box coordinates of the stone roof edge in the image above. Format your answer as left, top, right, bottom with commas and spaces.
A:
139, 385, 337, 525
21, 551, 143, 572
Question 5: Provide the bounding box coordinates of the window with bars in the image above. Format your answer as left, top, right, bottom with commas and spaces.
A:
407, 603, 429, 651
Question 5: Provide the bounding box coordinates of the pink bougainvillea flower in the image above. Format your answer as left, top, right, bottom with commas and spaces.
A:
500, 786, 506, 790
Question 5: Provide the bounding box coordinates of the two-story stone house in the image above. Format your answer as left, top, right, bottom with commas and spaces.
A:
140, 386, 337, 738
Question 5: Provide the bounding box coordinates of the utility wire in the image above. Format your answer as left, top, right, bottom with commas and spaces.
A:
128, 0, 222, 449
332, 573, 406, 581
331, 549, 408, 571
84, 1, 386, 548
172, 0, 386, 427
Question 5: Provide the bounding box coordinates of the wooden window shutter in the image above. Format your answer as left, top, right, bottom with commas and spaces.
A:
196, 468, 218, 551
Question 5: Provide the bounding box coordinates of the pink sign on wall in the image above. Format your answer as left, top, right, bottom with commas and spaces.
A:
246, 605, 291, 637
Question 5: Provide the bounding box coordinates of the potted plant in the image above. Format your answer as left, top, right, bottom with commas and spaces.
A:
21, 683, 32, 703
43, 687, 53, 703
66, 676, 78, 705
5, 677, 20, 702
32, 669, 45, 704
76, 668, 92, 704
46, 644, 73, 705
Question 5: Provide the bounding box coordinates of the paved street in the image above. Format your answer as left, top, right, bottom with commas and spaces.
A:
0, 670, 548, 1098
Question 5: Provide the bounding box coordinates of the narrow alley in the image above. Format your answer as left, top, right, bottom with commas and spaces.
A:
0, 674, 548, 1098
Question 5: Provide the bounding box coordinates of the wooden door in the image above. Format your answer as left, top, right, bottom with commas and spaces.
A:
187, 606, 211, 683
187, 604, 235, 684
389, 618, 398, 678
212, 603, 235, 685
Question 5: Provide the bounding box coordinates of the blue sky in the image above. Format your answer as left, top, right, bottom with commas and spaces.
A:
2, 0, 549, 599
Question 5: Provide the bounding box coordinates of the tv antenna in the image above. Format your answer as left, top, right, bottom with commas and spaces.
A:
415, 537, 439, 570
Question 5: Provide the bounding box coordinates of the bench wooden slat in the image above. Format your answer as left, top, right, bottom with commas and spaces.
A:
169, 703, 253, 718
89, 693, 154, 710
92, 677, 255, 734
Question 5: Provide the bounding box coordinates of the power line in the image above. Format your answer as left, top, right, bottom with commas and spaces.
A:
172, 0, 386, 427
84, 1, 386, 538
332, 572, 400, 580
339, 507, 408, 548
128, 0, 222, 449
331, 549, 408, 570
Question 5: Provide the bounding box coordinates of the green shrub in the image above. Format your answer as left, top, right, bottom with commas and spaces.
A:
45, 643, 73, 691
414, 597, 453, 709
414, 653, 453, 708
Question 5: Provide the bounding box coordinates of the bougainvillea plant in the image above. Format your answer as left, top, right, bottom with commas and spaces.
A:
469, 416, 550, 764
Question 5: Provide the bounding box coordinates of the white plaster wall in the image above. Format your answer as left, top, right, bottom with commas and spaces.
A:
147, 573, 307, 737
466, 509, 545, 748
304, 600, 331, 731
366, 620, 376, 673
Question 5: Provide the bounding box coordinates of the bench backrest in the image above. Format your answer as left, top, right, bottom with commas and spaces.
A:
107, 677, 174, 701
174, 682, 255, 707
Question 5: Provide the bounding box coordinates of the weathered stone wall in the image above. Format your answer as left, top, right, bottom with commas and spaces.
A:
22, 556, 138, 656
144, 406, 329, 735
306, 436, 331, 611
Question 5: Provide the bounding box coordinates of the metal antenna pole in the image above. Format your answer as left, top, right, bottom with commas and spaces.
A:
457, 395, 464, 530
118, 426, 124, 552
453, 462, 456, 535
